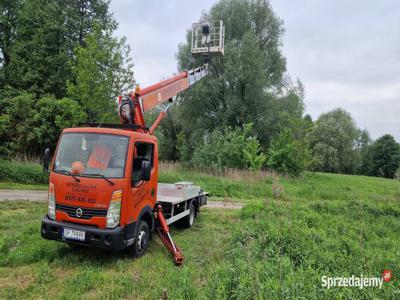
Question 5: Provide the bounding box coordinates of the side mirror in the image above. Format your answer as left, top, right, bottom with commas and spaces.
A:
43, 148, 50, 172
141, 160, 151, 181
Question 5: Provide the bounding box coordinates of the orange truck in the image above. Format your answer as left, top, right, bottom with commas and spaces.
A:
40, 67, 210, 265
41, 21, 224, 264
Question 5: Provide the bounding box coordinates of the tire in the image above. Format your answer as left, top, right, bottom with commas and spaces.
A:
179, 202, 196, 228
127, 220, 149, 258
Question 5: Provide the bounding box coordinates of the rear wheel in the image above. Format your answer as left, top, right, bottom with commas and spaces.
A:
178, 202, 195, 228
127, 220, 149, 258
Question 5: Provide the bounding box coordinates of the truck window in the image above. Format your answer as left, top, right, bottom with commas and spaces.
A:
54, 133, 129, 178
132, 143, 154, 186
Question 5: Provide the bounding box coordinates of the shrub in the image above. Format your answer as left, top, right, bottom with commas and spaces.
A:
267, 129, 310, 176
243, 137, 267, 171
0, 160, 48, 184
192, 124, 266, 170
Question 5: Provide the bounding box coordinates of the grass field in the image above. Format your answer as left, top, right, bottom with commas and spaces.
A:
0, 201, 239, 299
0, 166, 400, 299
0, 182, 47, 190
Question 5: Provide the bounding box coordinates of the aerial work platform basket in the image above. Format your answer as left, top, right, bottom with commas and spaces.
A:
191, 20, 225, 56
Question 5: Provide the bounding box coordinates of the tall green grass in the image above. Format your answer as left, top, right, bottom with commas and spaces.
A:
206, 198, 400, 298
0, 200, 239, 299
0, 169, 399, 298
0, 160, 48, 184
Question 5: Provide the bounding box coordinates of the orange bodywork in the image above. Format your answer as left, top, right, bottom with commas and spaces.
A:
127, 71, 190, 129
139, 72, 189, 112
50, 127, 159, 229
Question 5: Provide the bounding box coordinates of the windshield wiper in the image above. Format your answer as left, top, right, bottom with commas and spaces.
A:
54, 169, 80, 182
81, 173, 115, 185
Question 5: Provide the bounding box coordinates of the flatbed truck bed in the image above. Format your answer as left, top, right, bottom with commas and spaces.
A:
157, 182, 208, 225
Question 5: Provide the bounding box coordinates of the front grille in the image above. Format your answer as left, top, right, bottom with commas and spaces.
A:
56, 204, 107, 220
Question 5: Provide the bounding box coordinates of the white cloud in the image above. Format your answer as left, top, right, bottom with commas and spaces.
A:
306, 81, 400, 137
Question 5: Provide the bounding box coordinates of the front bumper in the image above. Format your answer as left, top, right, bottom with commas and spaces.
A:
41, 216, 135, 251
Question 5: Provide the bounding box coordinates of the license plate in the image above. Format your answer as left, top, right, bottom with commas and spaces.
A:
62, 228, 85, 241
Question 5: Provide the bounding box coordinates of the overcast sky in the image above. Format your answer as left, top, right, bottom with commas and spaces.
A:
110, 0, 400, 141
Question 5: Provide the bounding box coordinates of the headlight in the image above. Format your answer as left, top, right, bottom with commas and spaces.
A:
48, 183, 56, 220
106, 190, 122, 228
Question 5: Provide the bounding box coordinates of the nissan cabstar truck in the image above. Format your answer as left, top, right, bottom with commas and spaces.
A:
41, 20, 224, 264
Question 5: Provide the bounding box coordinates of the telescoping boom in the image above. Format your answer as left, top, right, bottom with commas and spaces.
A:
117, 66, 209, 135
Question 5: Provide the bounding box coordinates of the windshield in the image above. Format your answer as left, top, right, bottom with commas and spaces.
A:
54, 132, 129, 178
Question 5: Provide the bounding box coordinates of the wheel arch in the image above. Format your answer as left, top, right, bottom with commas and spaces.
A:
137, 205, 154, 233
192, 197, 200, 216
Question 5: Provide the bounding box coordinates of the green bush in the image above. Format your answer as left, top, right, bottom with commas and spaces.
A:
267, 129, 310, 176
0, 160, 48, 184
192, 124, 266, 170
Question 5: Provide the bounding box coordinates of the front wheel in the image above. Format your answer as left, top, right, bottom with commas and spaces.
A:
127, 220, 149, 258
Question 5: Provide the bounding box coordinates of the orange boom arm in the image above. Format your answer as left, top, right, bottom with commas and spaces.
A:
118, 66, 208, 132
139, 72, 189, 112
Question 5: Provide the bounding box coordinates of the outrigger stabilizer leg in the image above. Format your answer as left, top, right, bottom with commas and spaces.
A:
155, 204, 184, 265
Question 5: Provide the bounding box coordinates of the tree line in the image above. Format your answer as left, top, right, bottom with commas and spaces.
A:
1, 0, 399, 179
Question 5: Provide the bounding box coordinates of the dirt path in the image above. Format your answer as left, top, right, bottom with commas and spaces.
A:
0, 189, 47, 201
0, 189, 244, 209
205, 201, 243, 209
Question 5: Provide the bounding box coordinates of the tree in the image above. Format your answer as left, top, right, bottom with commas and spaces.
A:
267, 129, 310, 176
67, 25, 134, 122
309, 108, 361, 174
357, 129, 372, 175
62, 0, 115, 47
1, 0, 115, 97
5, 0, 70, 97
30, 95, 87, 154
0, 92, 86, 157
0, 91, 35, 156
0, 0, 22, 84
171, 0, 304, 162
145, 106, 183, 161
363, 135, 400, 179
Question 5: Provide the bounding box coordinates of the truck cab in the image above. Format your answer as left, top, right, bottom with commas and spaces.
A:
41, 126, 158, 256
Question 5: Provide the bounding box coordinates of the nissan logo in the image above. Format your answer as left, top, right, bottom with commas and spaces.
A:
76, 208, 83, 218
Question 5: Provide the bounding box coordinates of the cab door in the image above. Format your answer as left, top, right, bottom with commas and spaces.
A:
127, 141, 157, 224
